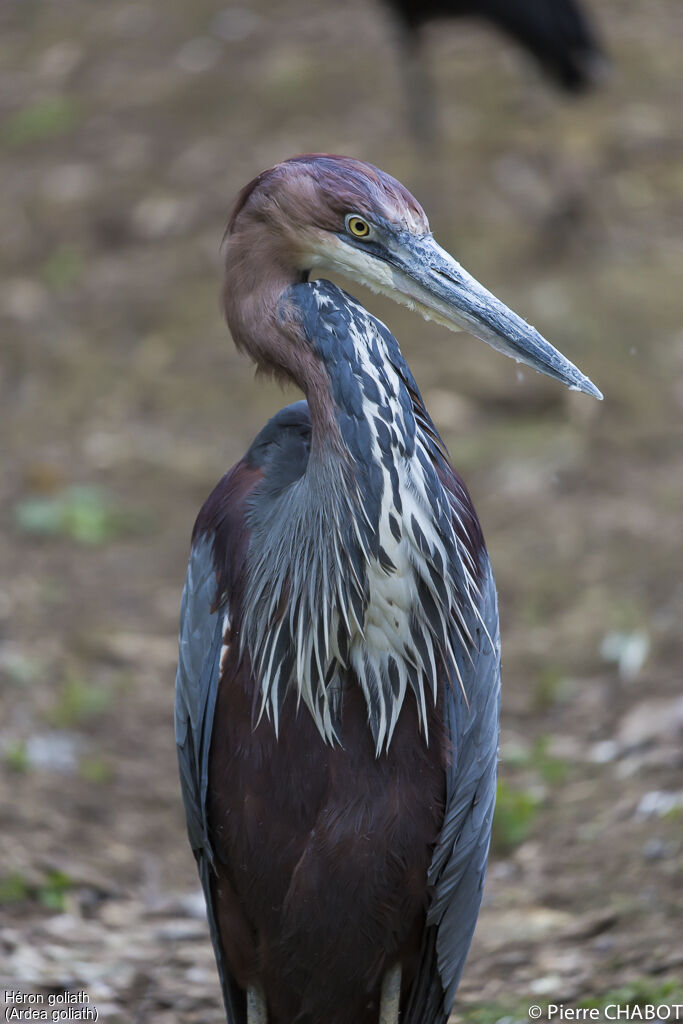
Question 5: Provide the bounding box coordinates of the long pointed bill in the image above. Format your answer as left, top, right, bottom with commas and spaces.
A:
389, 234, 602, 399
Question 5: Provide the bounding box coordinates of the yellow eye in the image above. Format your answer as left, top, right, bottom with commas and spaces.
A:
347, 215, 371, 238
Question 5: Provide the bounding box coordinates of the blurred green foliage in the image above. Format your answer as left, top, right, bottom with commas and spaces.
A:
492, 779, 541, 854
13, 485, 143, 545
0, 872, 31, 904
456, 978, 683, 1024
457, 998, 529, 1024
529, 735, 569, 785
491, 732, 570, 854
37, 869, 73, 911
48, 673, 111, 727
43, 244, 83, 291
3, 740, 30, 773
531, 666, 571, 713
580, 978, 683, 1011
0, 868, 73, 910
79, 756, 114, 784
4, 97, 80, 146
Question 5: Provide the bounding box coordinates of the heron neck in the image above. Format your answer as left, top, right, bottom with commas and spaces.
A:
241, 279, 480, 753
288, 279, 419, 465
223, 245, 344, 453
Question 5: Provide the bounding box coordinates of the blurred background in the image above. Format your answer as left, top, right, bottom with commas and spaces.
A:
1, 0, 682, 1020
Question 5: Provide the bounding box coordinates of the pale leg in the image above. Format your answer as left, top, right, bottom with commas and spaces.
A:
379, 963, 402, 1024
247, 984, 267, 1024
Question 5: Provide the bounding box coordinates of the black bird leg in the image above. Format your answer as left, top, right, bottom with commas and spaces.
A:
397, 26, 439, 150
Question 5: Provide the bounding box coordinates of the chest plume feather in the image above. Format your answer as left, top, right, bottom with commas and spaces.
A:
241, 281, 481, 753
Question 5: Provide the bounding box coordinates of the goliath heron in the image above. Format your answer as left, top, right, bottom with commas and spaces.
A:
175, 154, 600, 1024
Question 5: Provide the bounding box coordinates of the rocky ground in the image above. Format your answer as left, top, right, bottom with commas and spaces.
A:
1, 0, 682, 1020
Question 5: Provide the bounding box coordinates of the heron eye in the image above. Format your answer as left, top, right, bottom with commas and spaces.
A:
346, 215, 371, 239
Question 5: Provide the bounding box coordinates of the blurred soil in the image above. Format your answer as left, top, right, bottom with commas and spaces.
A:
1, 0, 682, 1020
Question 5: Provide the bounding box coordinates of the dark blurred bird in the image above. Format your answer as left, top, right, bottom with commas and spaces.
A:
385, 0, 606, 142
175, 154, 601, 1024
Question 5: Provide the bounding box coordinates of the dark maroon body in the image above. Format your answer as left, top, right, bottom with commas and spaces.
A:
209, 660, 446, 1024
197, 461, 448, 1024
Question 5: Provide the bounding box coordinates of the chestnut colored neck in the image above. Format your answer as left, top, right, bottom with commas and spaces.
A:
223, 226, 342, 454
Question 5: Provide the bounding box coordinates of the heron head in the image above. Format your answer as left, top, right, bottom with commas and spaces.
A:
226, 154, 602, 399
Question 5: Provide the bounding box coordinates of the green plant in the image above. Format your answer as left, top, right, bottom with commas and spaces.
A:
37, 870, 73, 911
530, 735, 569, 785
79, 756, 113, 784
15, 486, 120, 545
0, 872, 31, 904
492, 779, 540, 855
531, 666, 570, 712
4, 740, 29, 773
43, 244, 83, 291
14, 485, 152, 546
49, 674, 111, 727
5, 97, 81, 146
580, 978, 683, 1012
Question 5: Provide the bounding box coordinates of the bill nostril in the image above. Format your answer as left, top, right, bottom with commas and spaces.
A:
433, 266, 457, 284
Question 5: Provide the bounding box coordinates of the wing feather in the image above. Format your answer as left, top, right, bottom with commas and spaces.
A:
175, 535, 244, 1023
406, 548, 501, 1022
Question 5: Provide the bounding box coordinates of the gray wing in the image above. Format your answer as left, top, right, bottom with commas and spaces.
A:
406, 556, 501, 1022
175, 535, 243, 1022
